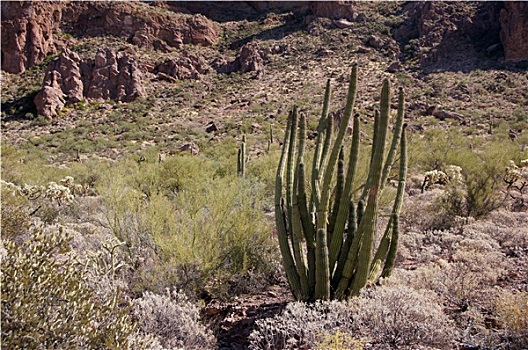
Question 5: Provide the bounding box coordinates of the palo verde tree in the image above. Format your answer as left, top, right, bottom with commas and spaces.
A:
275, 64, 407, 301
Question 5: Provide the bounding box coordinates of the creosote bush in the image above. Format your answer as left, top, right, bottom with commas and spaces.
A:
1, 228, 139, 349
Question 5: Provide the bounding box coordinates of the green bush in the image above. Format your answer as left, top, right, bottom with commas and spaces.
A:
414, 130, 524, 226
96, 153, 278, 298
1, 228, 138, 349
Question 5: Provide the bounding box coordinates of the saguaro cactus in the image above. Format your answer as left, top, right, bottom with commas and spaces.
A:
275, 64, 407, 301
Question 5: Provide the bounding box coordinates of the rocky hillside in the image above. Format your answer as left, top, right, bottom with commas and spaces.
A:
2, 3, 528, 349
1, 1, 527, 158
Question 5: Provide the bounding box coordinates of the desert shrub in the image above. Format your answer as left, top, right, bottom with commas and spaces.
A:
249, 300, 355, 350
0, 189, 30, 239
1, 228, 138, 349
97, 153, 278, 298
411, 129, 521, 227
495, 291, 528, 349
132, 289, 216, 349
397, 221, 507, 309
314, 330, 365, 350
1, 176, 90, 226
352, 285, 456, 349
249, 285, 456, 350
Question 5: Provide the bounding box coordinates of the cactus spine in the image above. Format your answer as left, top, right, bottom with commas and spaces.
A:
274, 65, 407, 301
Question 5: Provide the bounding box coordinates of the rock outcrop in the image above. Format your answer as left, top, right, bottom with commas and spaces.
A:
1, 1, 64, 74
2, 1, 220, 74
61, 2, 219, 48
310, 1, 358, 20
83, 47, 145, 103
500, 2, 528, 62
215, 42, 268, 74
34, 47, 145, 118
394, 2, 502, 68
164, 1, 359, 21
154, 53, 209, 80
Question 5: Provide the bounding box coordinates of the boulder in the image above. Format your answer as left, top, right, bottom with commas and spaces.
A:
205, 121, 219, 133
154, 53, 209, 80
310, 1, 359, 20
237, 42, 266, 73
500, 2, 528, 62
432, 109, 465, 123
34, 71, 66, 120
216, 42, 267, 74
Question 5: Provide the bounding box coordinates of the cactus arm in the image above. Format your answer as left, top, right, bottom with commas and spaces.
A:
295, 115, 315, 299
315, 65, 358, 298
319, 65, 358, 215
315, 228, 330, 300
350, 78, 391, 297
381, 87, 405, 189
381, 214, 399, 279
275, 110, 302, 300
286, 108, 298, 243
298, 163, 316, 297
237, 136, 247, 178
361, 110, 380, 202
319, 114, 334, 177
291, 111, 309, 299
368, 96, 406, 283
381, 126, 407, 278
328, 112, 361, 272
311, 80, 332, 209
331, 200, 356, 289
391, 126, 407, 217
328, 148, 345, 243
368, 216, 393, 283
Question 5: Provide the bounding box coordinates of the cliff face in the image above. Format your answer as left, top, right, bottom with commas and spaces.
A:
393, 2, 505, 68
1, 1, 220, 74
60, 2, 219, 48
500, 2, 528, 62
1, 1, 64, 74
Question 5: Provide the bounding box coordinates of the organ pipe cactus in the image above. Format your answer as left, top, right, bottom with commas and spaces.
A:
275, 64, 408, 301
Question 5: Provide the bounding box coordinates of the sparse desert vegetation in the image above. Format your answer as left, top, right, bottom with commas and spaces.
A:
1, 1, 528, 349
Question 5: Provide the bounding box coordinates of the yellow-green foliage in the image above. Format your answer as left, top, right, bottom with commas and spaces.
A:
1, 228, 137, 349
315, 330, 365, 350
411, 128, 527, 220
495, 291, 528, 347
0, 189, 30, 238
96, 152, 277, 295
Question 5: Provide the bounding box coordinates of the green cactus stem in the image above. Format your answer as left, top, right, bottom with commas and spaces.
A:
237, 135, 247, 177
274, 66, 407, 301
